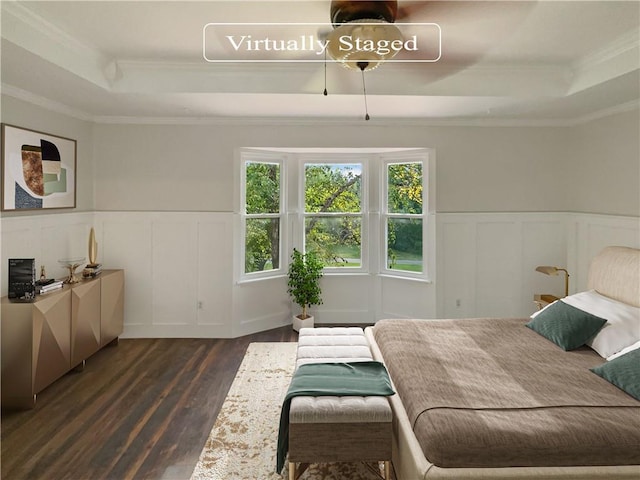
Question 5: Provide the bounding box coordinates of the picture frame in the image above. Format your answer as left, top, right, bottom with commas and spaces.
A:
1, 123, 77, 211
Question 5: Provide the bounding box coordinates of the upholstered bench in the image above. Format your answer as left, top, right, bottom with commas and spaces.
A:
288, 327, 393, 480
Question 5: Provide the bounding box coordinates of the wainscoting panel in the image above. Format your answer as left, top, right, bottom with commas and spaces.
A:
523, 219, 567, 301
2, 211, 638, 338
151, 219, 198, 326
438, 213, 569, 319
476, 221, 522, 317
315, 274, 376, 324
98, 212, 234, 338
99, 213, 153, 330
233, 276, 290, 337
379, 275, 436, 320
1, 212, 94, 296
437, 220, 476, 318
568, 213, 640, 293
197, 219, 232, 334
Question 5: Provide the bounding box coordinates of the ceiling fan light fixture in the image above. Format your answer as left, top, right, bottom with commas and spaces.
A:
326, 19, 404, 71
330, 0, 398, 26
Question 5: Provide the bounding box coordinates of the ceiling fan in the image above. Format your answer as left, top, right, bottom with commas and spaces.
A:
323, 1, 537, 72
325, 0, 405, 71
315, 1, 536, 119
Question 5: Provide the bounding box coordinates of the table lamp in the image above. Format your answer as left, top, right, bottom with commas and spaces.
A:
535, 265, 570, 297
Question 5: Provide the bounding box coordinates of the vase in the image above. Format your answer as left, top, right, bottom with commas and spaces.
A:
293, 314, 314, 332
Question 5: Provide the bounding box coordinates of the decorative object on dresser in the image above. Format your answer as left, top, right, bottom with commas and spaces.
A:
88, 226, 98, 265
36, 279, 64, 294
287, 248, 323, 331
8, 258, 36, 302
1, 269, 125, 409
58, 257, 85, 284
1, 123, 77, 211
83, 227, 103, 278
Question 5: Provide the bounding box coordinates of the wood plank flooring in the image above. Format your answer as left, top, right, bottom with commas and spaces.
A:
1, 327, 298, 480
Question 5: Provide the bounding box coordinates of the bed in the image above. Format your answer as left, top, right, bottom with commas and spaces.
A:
365, 246, 640, 479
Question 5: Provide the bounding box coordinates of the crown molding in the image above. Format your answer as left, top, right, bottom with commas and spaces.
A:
570, 99, 640, 125
2, 1, 111, 89
1, 2, 98, 57
4, 81, 635, 129
1, 84, 93, 122
2, 84, 636, 130
91, 114, 575, 128
573, 27, 640, 73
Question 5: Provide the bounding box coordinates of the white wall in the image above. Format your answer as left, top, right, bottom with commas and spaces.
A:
2, 210, 637, 338
0, 95, 96, 213
437, 212, 640, 320
1, 94, 639, 338
1, 212, 94, 283
92, 122, 569, 213
566, 109, 640, 216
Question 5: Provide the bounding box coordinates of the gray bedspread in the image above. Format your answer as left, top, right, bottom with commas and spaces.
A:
372, 318, 640, 468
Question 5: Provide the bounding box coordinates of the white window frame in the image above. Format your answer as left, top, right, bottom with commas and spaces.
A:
380, 151, 430, 281
237, 148, 434, 282
300, 155, 368, 274
240, 150, 286, 280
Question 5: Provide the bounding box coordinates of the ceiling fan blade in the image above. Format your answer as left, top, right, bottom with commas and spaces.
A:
395, 1, 535, 61
396, 0, 432, 21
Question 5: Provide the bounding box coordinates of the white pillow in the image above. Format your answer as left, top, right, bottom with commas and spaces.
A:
530, 299, 556, 319
607, 339, 640, 361
561, 290, 640, 359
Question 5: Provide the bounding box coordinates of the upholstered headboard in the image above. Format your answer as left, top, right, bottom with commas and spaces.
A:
587, 246, 640, 307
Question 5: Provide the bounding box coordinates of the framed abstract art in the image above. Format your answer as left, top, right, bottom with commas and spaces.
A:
1, 124, 77, 211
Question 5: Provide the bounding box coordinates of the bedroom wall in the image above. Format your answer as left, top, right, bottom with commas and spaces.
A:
566, 108, 640, 217
0, 95, 95, 213
0, 95, 96, 288
1, 93, 638, 337
89, 121, 570, 336
92, 122, 568, 213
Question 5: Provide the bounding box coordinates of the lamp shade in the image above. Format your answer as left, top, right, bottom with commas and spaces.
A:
326, 19, 404, 71
536, 265, 562, 275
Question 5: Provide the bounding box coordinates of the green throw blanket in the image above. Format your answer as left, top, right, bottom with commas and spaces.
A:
276, 361, 395, 472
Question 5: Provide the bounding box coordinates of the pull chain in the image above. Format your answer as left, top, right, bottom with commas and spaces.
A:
323, 49, 328, 96
358, 62, 370, 121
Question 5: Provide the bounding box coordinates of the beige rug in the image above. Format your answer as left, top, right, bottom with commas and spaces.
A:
190, 342, 389, 480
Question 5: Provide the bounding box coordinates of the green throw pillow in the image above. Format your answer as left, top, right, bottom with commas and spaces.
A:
526, 301, 607, 351
591, 349, 640, 400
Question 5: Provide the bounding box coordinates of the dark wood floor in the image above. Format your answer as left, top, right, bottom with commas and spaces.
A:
1, 327, 298, 480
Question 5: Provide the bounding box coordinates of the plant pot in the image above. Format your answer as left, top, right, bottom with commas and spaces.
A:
293, 314, 314, 332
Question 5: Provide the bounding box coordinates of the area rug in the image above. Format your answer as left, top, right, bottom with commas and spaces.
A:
190, 342, 389, 480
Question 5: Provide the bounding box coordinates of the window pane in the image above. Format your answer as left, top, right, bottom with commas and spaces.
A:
305, 216, 361, 267
387, 162, 423, 214
245, 162, 280, 214
305, 164, 362, 213
387, 218, 422, 272
245, 218, 280, 273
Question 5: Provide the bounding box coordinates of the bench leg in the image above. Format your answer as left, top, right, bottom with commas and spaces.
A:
288, 462, 309, 480
384, 460, 391, 480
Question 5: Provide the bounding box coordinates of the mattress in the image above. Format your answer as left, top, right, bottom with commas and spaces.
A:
372, 318, 640, 469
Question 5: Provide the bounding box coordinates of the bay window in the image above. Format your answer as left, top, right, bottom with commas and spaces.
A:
239, 149, 431, 281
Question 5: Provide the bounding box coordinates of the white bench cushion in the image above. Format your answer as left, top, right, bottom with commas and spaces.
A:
291, 327, 392, 425
290, 395, 392, 423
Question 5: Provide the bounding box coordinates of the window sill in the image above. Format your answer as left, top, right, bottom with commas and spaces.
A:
378, 273, 433, 284
236, 273, 287, 285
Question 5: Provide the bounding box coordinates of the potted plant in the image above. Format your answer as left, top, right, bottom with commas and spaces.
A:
287, 248, 323, 331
